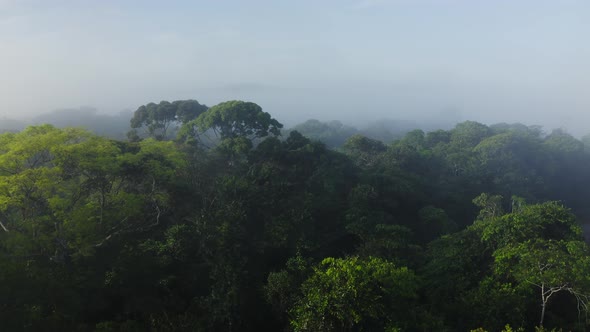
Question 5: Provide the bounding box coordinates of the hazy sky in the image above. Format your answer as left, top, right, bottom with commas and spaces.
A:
1, 0, 589, 133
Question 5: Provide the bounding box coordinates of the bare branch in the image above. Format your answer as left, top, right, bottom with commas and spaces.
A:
0, 220, 8, 232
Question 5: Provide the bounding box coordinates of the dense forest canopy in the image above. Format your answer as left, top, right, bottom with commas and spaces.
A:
2, 100, 590, 331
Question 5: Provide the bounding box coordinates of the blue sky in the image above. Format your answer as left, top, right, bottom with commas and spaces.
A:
1, 0, 589, 133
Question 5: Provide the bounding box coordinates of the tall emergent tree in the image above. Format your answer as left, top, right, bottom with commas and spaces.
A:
179, 100, 283, 154
128, 99, 208, 140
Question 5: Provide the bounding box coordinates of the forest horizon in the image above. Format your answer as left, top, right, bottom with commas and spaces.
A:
2, 1, 589, 330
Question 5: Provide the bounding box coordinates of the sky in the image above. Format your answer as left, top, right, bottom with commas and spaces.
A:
1, 0, 589, 133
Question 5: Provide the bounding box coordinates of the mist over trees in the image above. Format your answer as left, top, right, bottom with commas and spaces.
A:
0, 107, 132, 139
1, 99, 590, 331
2, 0, 589, 329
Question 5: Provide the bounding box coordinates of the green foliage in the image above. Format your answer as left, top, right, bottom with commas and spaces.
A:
481, 201, 581, 248
473, 193, 504, 220
479, 201, 590, 328
544, 129, 583, 154
343, 134, 387, 168
179, 100, 282, 149
473, 130, 545, 199
265, 254, 314, 326
290, 119, 358, 148
4, 106, 590, 331
450, 121, 493, 148
422, 226, 493, 330
290, 256, 418, 332
470, 325, 525, 332
129, 99, 208, 140
418, 205, 456, 239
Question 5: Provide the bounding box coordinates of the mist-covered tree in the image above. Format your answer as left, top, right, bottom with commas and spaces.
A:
129, 100, 208, 140
179, 100, 283, 155
343, 134, 387, 168
289, 119, 358, 148
3, 101, 590, 331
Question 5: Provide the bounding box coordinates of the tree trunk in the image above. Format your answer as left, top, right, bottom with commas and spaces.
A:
540, 283, 546, 327
540, 300, 546, 327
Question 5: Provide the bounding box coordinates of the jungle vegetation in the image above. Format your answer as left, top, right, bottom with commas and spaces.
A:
1, 99, 590, 331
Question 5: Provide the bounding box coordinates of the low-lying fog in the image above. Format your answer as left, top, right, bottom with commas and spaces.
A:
1, 0, 588, 135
